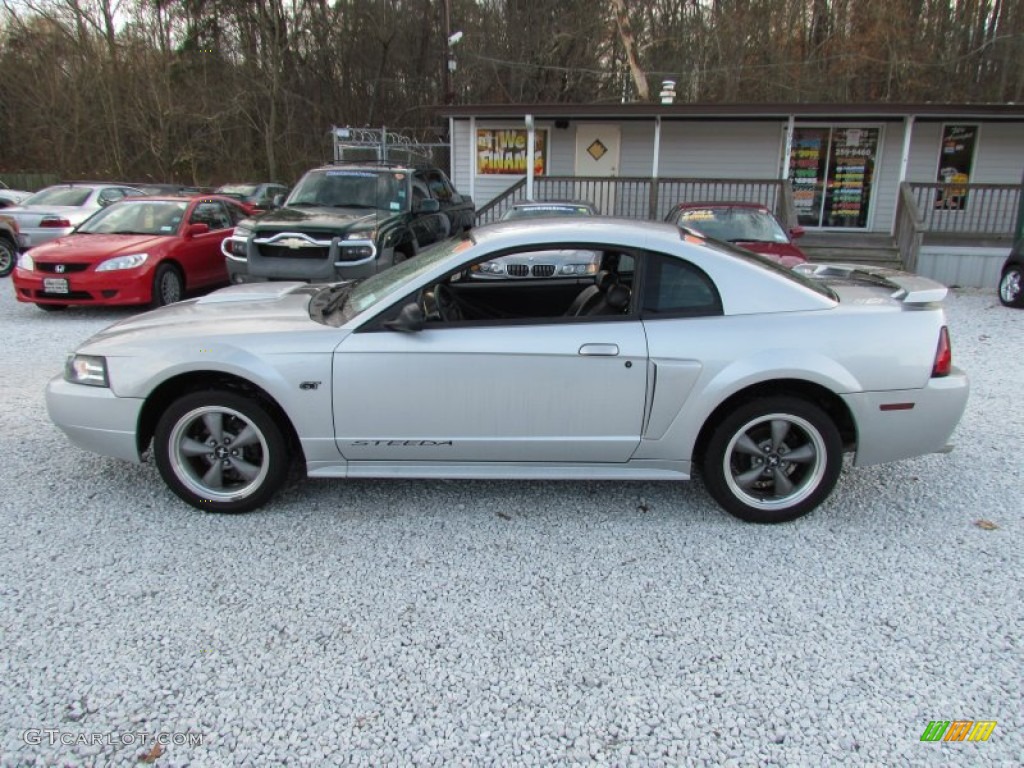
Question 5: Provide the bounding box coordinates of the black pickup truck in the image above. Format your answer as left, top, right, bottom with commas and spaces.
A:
222, 162, 474, 283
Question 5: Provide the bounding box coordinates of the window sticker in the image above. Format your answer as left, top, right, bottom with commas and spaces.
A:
326, 171, 377, 178
390, 202, 400, 211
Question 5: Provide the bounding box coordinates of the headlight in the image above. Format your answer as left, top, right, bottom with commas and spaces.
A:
476, 261, 505, 275
560, 263, 598, 275
64, 354, 109, 387
18, 251, 34, 271
344, 230, 376, 241
234, 226, 253, 241
97, 253, 148, 271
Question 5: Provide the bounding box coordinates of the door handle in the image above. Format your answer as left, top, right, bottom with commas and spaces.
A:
578, 343, 619, 356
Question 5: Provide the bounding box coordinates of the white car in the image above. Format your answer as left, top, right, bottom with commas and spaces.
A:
47, 219, 968, 523
2, 183, 143, 248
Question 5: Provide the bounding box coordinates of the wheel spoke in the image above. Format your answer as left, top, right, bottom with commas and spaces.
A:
228, 456, 261, 481
784, 443, 817, 464
180, 437, 212, 457
202, 462, 224, 489
770, 419, 791, 449
202, 412, 223, 443
231, 424, 260, 448
734, 465, 766, 489
772, 467, 794, 497
734, 433, 763, 456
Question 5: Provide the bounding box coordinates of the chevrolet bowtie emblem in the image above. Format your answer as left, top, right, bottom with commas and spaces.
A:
279, 238, 307, 249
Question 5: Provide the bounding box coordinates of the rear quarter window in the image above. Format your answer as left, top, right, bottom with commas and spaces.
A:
642, 252, 723, 317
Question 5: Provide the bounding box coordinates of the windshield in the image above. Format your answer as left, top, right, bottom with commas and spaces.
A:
288, 169, 408, 211
503, 204, 594, 220
23, 186, 92, 207
77, 200, 187, 235
675, 207, 788, 243
332, 236, 470, 324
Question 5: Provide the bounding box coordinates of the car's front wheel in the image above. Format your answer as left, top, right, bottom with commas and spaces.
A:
154, 391, 290, 513
998, 265, 1024, 308
151, 263, 184, 308
703, 397, 842, 523
0, 236, 16, 277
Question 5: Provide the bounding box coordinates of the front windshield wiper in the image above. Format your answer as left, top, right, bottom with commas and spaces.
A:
329, 204, 376, 209
314, 282, 355, 323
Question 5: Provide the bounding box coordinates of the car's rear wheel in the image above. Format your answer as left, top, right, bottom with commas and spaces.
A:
703, 397, 842, 523
151, 263, 184, 308
0, 236, 16, 277
154, 391, 290, 513
998, 266, 1024, 308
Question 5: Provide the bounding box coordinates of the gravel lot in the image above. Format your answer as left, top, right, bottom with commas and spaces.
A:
0, 282, 1021, 767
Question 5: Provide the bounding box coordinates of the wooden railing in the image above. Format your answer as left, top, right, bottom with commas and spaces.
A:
895, 182, 925, 272
475, 176, 796, 226
908, 182, 1020, 236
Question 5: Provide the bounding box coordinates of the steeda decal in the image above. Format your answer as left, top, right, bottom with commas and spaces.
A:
350, 440, 454, 447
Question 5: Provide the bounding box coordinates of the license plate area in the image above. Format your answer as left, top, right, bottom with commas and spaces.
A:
43, 278, 69, 294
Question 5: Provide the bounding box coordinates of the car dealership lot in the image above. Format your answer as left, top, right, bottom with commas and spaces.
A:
0, 284, 1020, 766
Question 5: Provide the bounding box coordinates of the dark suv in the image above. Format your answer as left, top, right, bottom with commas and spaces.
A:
222, 162, 474, 283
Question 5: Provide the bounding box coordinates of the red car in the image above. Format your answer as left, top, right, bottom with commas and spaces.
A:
12, 196, 245, 310
665, 202, 807, 267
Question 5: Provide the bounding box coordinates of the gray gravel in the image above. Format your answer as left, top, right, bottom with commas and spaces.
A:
0, 284, 1021, 767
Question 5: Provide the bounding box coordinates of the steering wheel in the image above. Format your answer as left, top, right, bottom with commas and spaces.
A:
434, 283, 464, 322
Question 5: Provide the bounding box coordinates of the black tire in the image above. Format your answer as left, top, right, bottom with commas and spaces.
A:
703, 396, 843, 523
998, 266, 1024, 308
153, 390, 290, 513
0, 236, 16, 277
36, 303, 67, 312
151, 263, 184, 308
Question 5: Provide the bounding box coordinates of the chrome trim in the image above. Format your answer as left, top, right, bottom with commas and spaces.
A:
253, 232, 334, 248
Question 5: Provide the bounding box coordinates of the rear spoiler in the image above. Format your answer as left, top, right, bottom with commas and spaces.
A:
792, 263, 948, 304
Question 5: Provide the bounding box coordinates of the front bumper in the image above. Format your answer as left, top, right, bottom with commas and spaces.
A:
223, 234, 381, 283
46, 376, 144, 463
844, 368, 970, 467
12, 266, 151, 306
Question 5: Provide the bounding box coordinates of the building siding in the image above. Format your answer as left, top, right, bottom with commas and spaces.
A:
451, 113, 1022, 238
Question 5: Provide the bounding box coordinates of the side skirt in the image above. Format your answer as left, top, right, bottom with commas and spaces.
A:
306, 459, 690, 481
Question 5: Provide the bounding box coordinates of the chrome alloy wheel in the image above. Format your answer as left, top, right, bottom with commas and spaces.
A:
999, 268, 1021, 305
167, 405, 271, 503
723, 413, 828, 511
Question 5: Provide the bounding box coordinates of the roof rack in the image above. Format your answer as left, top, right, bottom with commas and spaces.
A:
331, 126, 448, 166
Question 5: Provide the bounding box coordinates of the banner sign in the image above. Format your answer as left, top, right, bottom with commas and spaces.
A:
477, 129, 547, 175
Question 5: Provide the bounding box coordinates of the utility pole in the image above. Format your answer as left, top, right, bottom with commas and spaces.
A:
443, 0, 454, 105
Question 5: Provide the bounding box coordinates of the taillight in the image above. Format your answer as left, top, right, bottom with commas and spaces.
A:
932, 326, 952, 377
40, 216, 71, 228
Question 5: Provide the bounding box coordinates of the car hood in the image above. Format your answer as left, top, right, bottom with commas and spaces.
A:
79, 282, 344, 354
251, 206, 386, 231
29, 233, 169, 261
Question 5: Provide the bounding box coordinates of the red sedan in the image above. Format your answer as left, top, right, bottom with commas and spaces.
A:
665, 202, 807, 267
12, 196, 245, 311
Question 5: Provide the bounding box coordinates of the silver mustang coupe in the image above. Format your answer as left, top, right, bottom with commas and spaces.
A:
47, 219, 968, 523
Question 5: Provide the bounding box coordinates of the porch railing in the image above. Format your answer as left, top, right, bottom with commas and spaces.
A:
895, 182, 925, 272
475, 177, 796, 227
894, 181, 1020, 270
908, 182, 1020, 236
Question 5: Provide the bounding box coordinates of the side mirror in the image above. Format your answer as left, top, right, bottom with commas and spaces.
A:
789, 225, 806, 239
186, 223, 210, 238
383, 302, 425, 332
272, 194, 285, 208
414, 199, 440, 214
